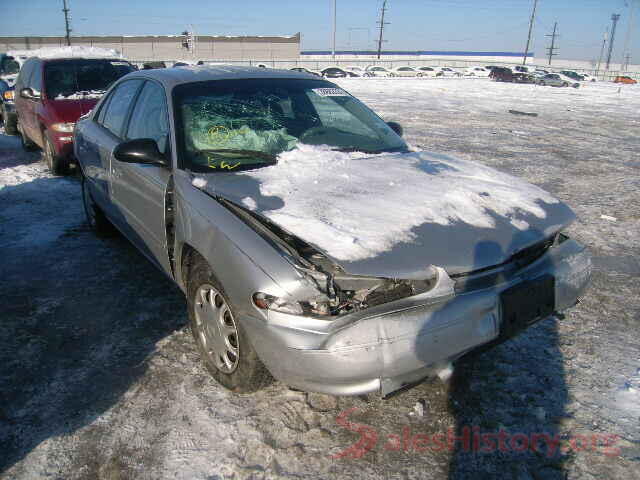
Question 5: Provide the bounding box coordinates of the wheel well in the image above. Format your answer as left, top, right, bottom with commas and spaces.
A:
179, 242, 201, 290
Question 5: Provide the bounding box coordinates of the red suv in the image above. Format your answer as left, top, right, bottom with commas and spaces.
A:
14, 57, 135, 174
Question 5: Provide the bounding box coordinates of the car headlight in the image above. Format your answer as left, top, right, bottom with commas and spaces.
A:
51, 122, 75, 132
252, 292, 331, 317
2, 90, 14, 101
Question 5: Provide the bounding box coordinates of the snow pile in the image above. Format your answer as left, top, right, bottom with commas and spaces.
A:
7, 46, 122, 60
240, 144, 559, 261
192, 177, 207, 188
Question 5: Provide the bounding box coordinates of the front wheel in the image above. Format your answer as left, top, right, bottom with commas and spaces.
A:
187, 257, 272, 393
562, 82, 569, 87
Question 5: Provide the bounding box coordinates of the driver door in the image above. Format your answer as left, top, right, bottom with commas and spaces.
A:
112, 80, 173, 276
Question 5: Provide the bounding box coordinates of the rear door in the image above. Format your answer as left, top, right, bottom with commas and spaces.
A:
111, 80, 173, 275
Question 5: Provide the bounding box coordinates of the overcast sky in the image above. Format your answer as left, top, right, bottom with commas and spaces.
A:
1, 0, 638, 63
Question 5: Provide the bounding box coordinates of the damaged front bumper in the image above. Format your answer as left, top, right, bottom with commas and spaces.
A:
243, 238, 591, 397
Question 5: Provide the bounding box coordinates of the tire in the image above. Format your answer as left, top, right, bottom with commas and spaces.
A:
43, 134, 68, 175
82, 173, 116, 236
562, 82, 568, 87
4, 111, 18, 136
18, 122, 38, 151
187, 256, 272, 393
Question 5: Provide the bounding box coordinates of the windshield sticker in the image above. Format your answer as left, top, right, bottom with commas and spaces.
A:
205, 156, 241, 170
312, 88, 349, 97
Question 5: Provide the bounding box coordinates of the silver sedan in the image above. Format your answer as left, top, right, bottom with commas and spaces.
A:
74, 67, 591, 396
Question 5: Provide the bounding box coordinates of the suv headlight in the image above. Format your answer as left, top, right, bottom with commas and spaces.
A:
51, 122, 75, 132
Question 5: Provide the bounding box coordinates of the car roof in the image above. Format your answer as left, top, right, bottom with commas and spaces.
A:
122, 65, 315, 88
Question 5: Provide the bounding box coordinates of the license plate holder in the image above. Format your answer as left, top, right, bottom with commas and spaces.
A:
500, 275, 555, 338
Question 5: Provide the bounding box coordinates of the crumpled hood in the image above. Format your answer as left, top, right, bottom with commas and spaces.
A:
198, 146, 576, 277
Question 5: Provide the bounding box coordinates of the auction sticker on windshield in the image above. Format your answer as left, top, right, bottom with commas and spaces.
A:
312, 88, 349, 97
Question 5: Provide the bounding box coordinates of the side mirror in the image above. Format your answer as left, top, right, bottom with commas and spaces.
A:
387, 121, 403, 137
113, 138, 169, 167
20, 87, 40, 100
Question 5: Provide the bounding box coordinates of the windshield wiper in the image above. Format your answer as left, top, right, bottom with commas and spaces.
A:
332, 146, 409, 154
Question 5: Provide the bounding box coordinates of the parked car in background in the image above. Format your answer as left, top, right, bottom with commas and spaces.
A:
142, 61, 166, 70
0, 81, 17, 135
345, 65, 368, 76
389, 66, 418, 77
613, 75, 637, 84
581, 73, 596, 82
513, 72, 536, 84
536, 73, 579, 88
365, 65, 392, 77
436, 67, 462, 77
560, 70, 585, 82
464, 66, 490, 77
489, 67, 514, 82
320, 67, 348, 78
416, 66, 441, 77
290, 67, 321, 77
514, 65, 534, 73
74, 66, 591, 397
15, 56, 136, 174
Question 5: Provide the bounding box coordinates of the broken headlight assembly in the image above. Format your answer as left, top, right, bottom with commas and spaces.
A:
253, 272, 438, 318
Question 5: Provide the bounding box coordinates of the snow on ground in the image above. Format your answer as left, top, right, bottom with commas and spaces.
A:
1, 78, 639, 480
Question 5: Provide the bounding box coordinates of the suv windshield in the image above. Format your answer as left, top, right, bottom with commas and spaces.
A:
174, 78, 408, 173
45, 59, 135, 99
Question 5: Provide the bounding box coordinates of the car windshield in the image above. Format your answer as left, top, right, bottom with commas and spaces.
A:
45, 59, 135, 99
174, 78, 408, 173
2, 58, 20, 75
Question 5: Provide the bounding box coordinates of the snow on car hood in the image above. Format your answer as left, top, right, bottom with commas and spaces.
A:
198, 145, 576, 277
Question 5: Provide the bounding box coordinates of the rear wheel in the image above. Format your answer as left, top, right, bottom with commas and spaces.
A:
82, 173, 115, 236
18, 122, 38, 151
187, 256, 272, 393
43, 134, 68, 175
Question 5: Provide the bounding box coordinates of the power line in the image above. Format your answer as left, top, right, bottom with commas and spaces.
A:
522, 0, 538, 65
376, 0, 389, 60
332, 0, 337, 60
605, 13, 621, 70
545, 21, 559, 66
62, 0, 72, 46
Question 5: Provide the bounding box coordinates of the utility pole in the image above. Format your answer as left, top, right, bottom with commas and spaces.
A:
596, 28, 608, 76
545, 22, 559, 66
376, 0, 389, 59
332, 0, 337, 60
605, 13, 621, 70
620, 0, 637, 70
522, 0, 538, 65
62, 0, 72, 46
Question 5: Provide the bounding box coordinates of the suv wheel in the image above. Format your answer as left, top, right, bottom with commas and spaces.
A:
43, 135, 68, 175
187, 256, 272, 393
